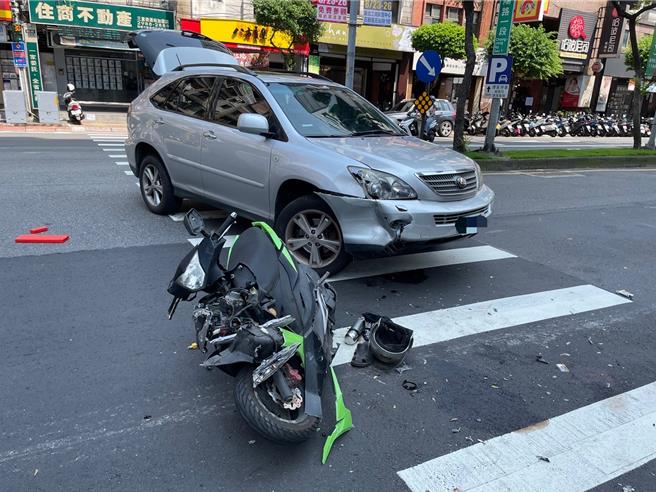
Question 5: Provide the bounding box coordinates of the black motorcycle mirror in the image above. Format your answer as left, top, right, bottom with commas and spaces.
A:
184, 209, 206, 236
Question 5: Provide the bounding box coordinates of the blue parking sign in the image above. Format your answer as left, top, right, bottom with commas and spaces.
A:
485, 55, 512, 98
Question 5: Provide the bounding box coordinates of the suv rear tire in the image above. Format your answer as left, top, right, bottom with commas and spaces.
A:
275, 195, 351, 275
139, 155, 181, 215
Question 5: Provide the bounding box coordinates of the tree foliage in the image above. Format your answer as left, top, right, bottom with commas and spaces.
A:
252, 0, 324, 50
625, 34, 653, 77
486, 24, 562, 81
411, 22, 478, 60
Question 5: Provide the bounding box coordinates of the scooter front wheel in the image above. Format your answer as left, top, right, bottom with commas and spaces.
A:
234, 367, 320, 444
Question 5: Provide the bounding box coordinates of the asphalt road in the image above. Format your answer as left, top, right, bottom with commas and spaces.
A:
1, 133, 656, 491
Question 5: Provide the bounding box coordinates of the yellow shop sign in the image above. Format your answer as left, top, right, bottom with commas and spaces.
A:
318, 22, 415, 52
200, 19, 294, 49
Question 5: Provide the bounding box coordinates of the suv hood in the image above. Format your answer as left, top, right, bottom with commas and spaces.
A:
308, 136, 476, 174
128, 29, 237, 75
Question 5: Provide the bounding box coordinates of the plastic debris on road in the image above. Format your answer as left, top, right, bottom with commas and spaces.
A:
616, 289, 634, 300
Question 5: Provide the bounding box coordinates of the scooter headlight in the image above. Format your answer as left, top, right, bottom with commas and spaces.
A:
176, 251, 205, 291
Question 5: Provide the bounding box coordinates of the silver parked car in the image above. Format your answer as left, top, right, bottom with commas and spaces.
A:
126, 30, 494, 274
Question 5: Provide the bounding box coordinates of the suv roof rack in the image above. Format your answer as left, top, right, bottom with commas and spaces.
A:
257, 69, 331, 81
173, 63, 257, 76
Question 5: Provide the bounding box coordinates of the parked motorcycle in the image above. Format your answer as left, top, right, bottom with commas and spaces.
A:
63, 83, 84, 124
167, 209, 351, 448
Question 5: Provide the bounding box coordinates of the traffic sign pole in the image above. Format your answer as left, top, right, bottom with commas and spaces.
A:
484, 0, 515, 153
414, 51, 441, 141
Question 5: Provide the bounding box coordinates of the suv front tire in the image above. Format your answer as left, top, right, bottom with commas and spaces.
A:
276, 195, 351, 275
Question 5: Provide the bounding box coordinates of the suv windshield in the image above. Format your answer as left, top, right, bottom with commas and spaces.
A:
267, 83, 403, 138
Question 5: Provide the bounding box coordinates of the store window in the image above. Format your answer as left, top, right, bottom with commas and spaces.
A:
65, 51, 140, 103
212, 77, 274, 128
447, 7, 461, 23
472, 11, 481, 36
424, 4, 442, 24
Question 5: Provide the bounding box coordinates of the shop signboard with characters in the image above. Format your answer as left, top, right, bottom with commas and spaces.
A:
557, 9, 597, 71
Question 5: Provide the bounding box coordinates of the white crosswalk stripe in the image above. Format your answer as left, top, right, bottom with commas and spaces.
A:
331, 285, 630, 366
331, 245, 515, 282
187, 235, 237, 248
397, 381, 656, 492
109, 154, 127, 158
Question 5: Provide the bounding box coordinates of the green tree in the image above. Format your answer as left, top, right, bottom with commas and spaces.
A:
612, 1, 656, 149
486, 24, 563, 84
624, 34, 653, 81
253, 0, 323, 70
411, 22, 478, 60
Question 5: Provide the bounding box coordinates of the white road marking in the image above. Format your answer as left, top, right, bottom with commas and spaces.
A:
109, 154, 127, 158
98, 143, 126, 146
186, 235, 236, 248
92, 138, 126, 141
330, 246, 516, 282
169, 210, 228, 222
331, 285, 630, 367
103, 148, 124, 152
115, 162, 129, 166
124, 170, 134, 176
397, 381, 656, 492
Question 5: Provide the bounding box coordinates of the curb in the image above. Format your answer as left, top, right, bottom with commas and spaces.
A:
0, 123, 127, 133
475, 155, 656, 171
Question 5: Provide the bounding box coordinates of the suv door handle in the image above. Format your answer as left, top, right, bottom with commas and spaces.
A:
154, 117, 165, 126
203, 130, 217, 140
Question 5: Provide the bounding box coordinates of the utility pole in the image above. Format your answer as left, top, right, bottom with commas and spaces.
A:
345, 0, 359, 90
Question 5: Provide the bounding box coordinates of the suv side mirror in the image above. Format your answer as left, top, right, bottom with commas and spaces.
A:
237, 113, 270, 136
183, 208, 205, 236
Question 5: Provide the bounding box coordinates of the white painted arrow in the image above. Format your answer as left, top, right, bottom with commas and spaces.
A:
420, 56, 436, 77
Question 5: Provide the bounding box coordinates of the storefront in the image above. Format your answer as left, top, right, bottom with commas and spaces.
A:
27, 0, 174, 105
316, 22, 416, 109
1, 4, 18, 94
555, 8, 598, 111
180, 18, 309, 70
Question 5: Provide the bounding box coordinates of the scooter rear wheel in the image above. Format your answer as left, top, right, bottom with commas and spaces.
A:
234, 367, 320, 444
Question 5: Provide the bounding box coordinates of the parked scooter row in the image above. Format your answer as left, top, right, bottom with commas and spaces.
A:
397, 111, 440, 142
494, 112, 653, 138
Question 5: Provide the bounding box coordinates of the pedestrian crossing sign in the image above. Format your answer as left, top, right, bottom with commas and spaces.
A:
414, 92, 433, 114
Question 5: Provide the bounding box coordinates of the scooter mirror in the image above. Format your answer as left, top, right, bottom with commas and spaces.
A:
183, 209, 205, 236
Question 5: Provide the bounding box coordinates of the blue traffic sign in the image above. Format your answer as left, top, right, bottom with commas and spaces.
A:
485, 55, 513, 98
416, 50, 442, 83
12, 42, 27, 68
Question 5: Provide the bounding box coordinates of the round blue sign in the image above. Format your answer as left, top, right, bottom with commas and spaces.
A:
416, 50, 442, 83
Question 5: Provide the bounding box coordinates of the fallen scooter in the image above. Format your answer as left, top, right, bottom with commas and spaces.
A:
167, 209, 352, 460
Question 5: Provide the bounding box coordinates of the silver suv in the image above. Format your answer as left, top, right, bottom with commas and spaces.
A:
126, 30, 494, 274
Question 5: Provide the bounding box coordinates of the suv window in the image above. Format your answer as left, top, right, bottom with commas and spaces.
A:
167, 76, 216, 118
211, 78, 274, 128
150, 80, 178, 110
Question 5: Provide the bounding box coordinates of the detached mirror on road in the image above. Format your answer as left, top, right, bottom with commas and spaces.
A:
183, 209, 205, 236
237, 113, 270, 136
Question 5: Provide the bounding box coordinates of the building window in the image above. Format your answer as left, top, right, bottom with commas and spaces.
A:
471, 10, 480, 36
424, 4, 442, 24
621, 29, 629, 48
447, 7, 460, 23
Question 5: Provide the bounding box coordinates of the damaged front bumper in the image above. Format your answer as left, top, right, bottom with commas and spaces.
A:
318, 185, 495, 257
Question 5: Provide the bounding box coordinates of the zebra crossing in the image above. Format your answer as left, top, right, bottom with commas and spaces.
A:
86, 132, 653, 490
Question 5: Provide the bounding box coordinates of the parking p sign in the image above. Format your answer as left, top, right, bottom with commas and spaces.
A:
485, 55, 512, 98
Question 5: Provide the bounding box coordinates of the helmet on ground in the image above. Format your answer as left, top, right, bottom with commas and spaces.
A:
365, 314, 413, 365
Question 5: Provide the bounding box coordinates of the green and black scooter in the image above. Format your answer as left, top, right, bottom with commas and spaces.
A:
167, 209, 351, 461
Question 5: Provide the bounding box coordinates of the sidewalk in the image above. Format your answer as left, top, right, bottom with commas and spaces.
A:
0, 110, 127, 133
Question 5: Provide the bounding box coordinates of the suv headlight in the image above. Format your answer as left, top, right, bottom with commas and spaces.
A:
475, 162, 483, 189
349, 167, 417, 200
176, 251, 205, 290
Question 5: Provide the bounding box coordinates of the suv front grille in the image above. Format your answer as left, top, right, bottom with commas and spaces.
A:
419, 170, 478, 197
433, 205, 489, 225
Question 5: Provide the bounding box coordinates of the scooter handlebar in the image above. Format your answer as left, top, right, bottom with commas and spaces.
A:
213, 212, 237, 240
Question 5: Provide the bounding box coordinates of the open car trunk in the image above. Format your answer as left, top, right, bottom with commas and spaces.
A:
128, 29, 238, 76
